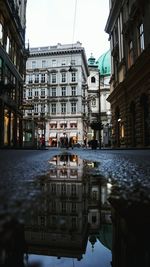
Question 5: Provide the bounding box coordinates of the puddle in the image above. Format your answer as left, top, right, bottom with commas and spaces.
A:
0, 153, 112, 267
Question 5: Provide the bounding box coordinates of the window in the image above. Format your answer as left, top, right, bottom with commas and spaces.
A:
71, 60, 75, 66
41, 73, 45, 83
41, 88, 45, 97
42, 60, 46, 68
91, 76, 96, 83
71, 86, 76, 96
113, 24, 118, 45
71, 72, 76, 82
34, 104, 38, 113
61, 203, 66, 213
51, 73, 56, 83
23, 89, 26, 99
52, 87, 56, 96
118, 12, 124, 62
71, 102, 76, 114
28, 88, 32, 97
83, 88, 85, 97
32, 61, 36, 69
83, 105, 86, 113
41, 104, 45, 113
34, 89, 39, 97
35, 74, 39, 83
61, 184, 66, 196
70, 123, 77, 128
6, 36, 10, 54
13, 43, 17, 66
40, 216, 46, 227
128, 40, 134, 67
137, 23, 144, 55
61, 103, 66, 114
125, 0, 129, 21
51, 184, 56, 194
60, 123, 67, 129
61, 60, 66, 66
28, 74, 33, 83
51, 103, 56, 114
0, 22, 3, 45
92, 190, 98, 200
91, 99, 96, 106
92, 215, 97, 223
61, 87, 66, 96
71, 217, 77, 229
50, 124, 57, 129
71, 203, 76, 212
52, 200, 56, 211
61, 72, 66, 83
52, 59, 56, 67
0, 57, 3, 81
71, 184, 76, 196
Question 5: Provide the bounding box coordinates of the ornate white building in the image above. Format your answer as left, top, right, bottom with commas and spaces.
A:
87, 51, 111, 147
24, 42, 89, 147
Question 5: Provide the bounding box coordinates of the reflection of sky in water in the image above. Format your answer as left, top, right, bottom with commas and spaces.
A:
27, 240, 112, 267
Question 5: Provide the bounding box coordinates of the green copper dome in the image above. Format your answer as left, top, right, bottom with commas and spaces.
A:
88, 53, 98, 67
96, 50, 111, 76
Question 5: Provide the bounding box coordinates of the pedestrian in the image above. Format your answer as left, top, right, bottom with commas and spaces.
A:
91, 138, 98, 150
40, 135, 45, 149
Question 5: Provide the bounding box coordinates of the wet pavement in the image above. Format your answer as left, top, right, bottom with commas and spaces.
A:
0, 148, 150, 267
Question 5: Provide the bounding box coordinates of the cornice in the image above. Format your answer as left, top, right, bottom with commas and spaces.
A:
105, 0, 122, 33
29, 46, 89, 77
29, 48, 84, 57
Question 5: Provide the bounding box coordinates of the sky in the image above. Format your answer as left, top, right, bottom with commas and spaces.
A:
26, 0, 110, 60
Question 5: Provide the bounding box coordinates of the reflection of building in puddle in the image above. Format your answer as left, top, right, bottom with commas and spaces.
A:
48, 154, 83, 180
24, 153, 112, 261
88, 176, 112, 252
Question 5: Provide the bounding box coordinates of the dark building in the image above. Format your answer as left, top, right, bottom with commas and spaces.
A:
105, 0, 150, 148
0, 0, 28, 148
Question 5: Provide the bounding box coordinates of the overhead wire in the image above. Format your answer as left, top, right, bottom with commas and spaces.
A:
70, 0, 78, 66
72, 0, 78, 44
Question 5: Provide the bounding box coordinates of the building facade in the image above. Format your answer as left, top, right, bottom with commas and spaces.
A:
87, 51, 111, 147
105, 0, 150, 148
0, 0, 28, 148
24, 42, 89, 147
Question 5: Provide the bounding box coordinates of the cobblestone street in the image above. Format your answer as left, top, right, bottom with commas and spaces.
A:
0, 147, 150, 216
1, 147, 150, 179
1, 148, 150, 182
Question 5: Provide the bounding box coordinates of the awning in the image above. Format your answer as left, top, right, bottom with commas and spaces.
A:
60, 133, 66, 137
70, 121, 77, 124
50, 121, 57, 124
60, 121, 66, 124
49, 133, 57, 137
69, 132, 76, 137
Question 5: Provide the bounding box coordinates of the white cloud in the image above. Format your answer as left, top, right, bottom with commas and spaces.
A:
26, 0, 110, 60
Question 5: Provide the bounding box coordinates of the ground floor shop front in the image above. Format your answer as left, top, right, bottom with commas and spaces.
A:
0, 99, 23, 148
48, 132, 78, 148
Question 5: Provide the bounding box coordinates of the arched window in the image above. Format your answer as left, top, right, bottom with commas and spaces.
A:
91, 76, 96, 83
